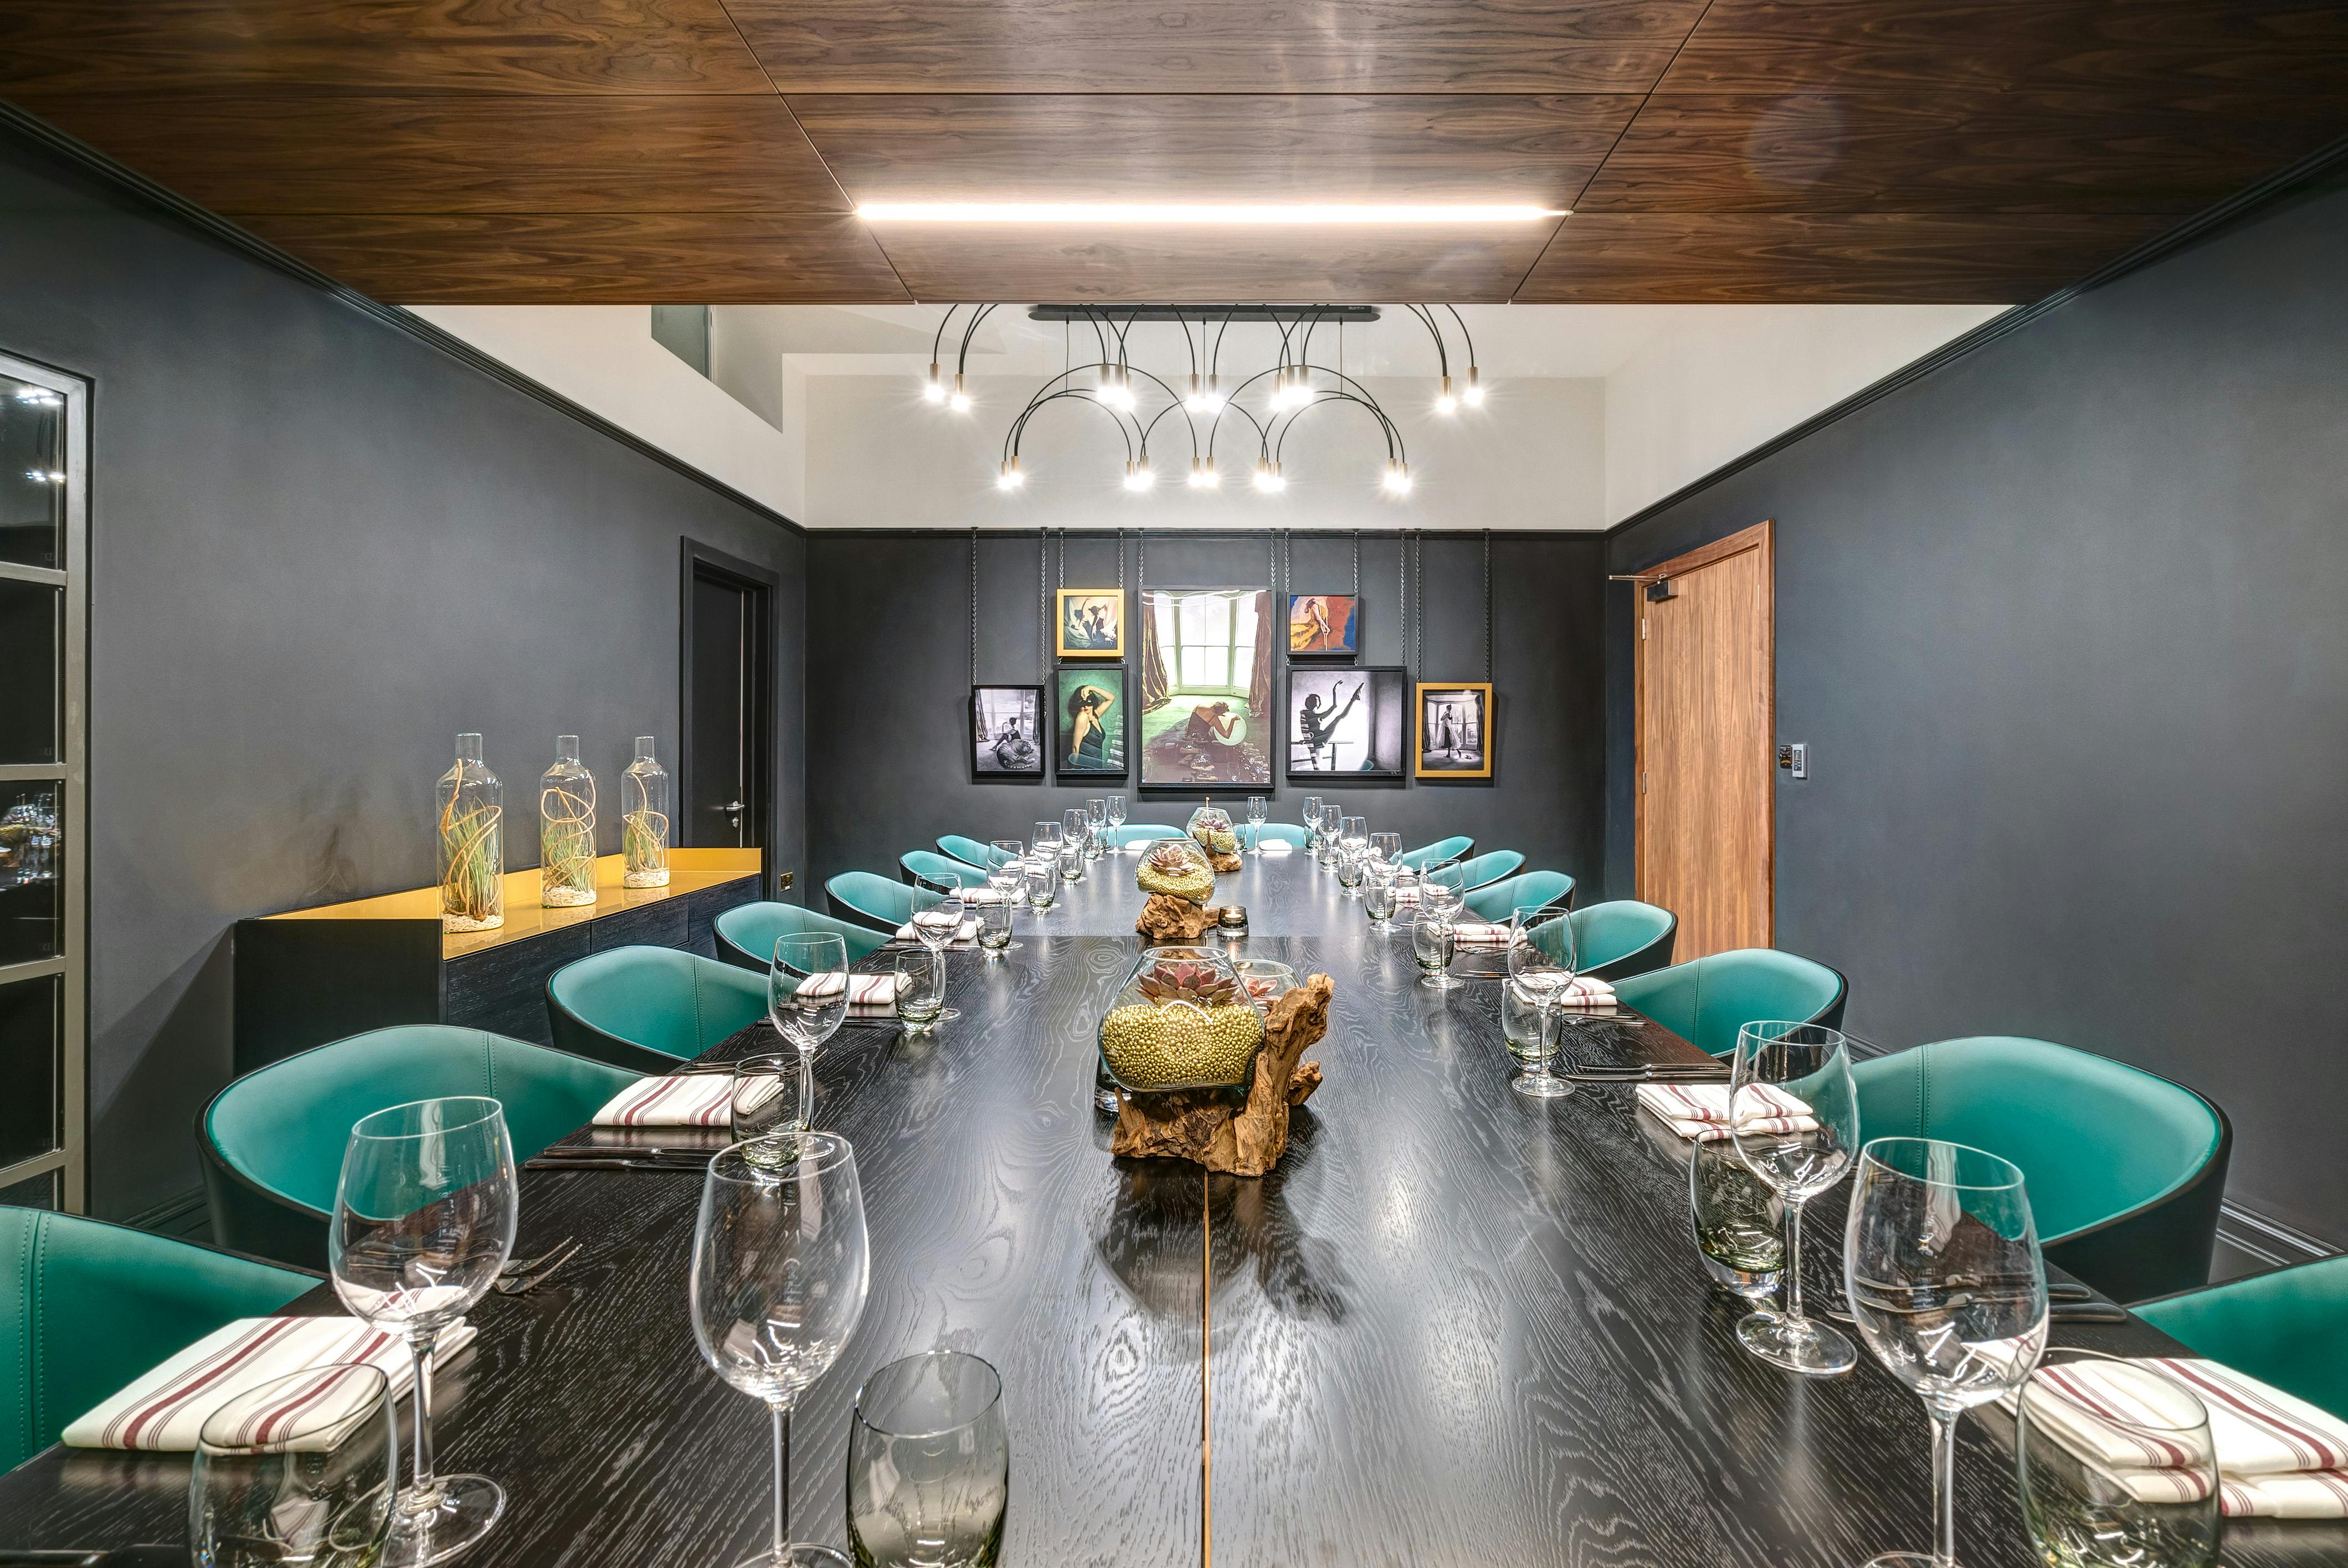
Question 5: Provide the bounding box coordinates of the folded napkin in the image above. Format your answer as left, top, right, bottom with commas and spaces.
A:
794, 971, 901, 1015
594, 1073, 734, 1127
1635, 1081, 1815, 1142
64, 1315, 476, 1453
960, 887, 1009, 906
1507, 973, 1619, 1010
1258, 841, 1295, 855
895, 915, 979, 944
1450, 921, 1525, 949
2008, 1357, 2348, 1518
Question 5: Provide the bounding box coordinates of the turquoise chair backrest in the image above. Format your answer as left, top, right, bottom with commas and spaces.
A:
1610, 948, 1846, 1056
1396, 836, 1474, 870
901, 850, 978, 887
0, 1210, 315, 1471
2138, 1257, 2348, 1421
1852, 1037, 2222, 1244
547, 947, 767, 1062
1463, 870, 1573, 922
829, 872, 917, 929
715, 901, 886, 968
1569, 900, 1676, 979
1113, 824, 1188, 846
1453, 850, 1525, 892
206, 1025, 639, 1219
937, 835, 1004, 869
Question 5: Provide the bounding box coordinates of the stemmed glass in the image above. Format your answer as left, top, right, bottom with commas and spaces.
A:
908, 874, 965, 1021
1847, 1138, 2048, 1568
987, 841, 1027, 909
1059, 808, 1087, 883
330, 1098, 518, 1567
1342, 815, 1367, 857
769, 932, 850, 1118
691, 1135, 871, 1568
1728, 1021, 1861, 1375
1083, 798, 1106, 859
1107, 795, 1128, 849
1246, 796, 1267, 854
1032, 820, 1061, 859
1317, 802, 1344, 866
1503, 906, 1578, 1097
1369, 831, 1401, 867
1302, 796, 1323, 855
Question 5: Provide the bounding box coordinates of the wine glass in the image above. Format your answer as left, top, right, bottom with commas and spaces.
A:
986, 842, 1026, 909
847, 1351, 1010, 1568
2015, 1349, 2218, 1568
1246, 796, 1267, 854
1503, 906, 1576, 1098
191, 1364, 396, 1568
770, 932, 850, 1117
1728, 1021, 1861, 1376
1847, 1137, 2048, 1568
1369, 831, 1401, 867
1107, 795, 1128, 847
1342, 815, 1367, 856
1032, 819, 1061, 852
330, 1098, 518, 1566
691, 1135, 871, 1568
1081, 798, 1104, 858
1317, 802, 1344, 866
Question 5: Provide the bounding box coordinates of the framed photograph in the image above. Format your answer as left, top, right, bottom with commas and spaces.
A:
1137, 587, 1275, 789
1416, 682, 1494, 779
1056, 589, 1124, 658
1287, 594, 1359, 657
1287, 666, 1406, 779
970, 685, 1045, 779
1055, 669, 1127, 776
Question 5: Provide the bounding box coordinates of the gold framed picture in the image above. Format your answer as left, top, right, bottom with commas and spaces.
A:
1415, 682, 1494, 779
1056, 589, 1124, 658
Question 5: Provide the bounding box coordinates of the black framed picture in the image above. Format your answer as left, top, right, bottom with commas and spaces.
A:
1055, 668, 1127, 777
1287, 666, 1406, 779
970, 685, 1045, 779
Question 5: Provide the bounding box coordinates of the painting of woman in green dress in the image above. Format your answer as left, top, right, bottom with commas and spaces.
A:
1056, 669, 1126, 775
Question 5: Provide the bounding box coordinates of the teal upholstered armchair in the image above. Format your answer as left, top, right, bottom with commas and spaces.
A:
1609, 948, 1847, 1057
1395, 836, 1474, 870
827, 871, 917, 934
901, 850, 979, 887
715, 900, 886, 972
1463, 870, 1573, 922
1568, 900, 1677, 982
2138, 1257, 2348, 1419
546, 945, 768, 1071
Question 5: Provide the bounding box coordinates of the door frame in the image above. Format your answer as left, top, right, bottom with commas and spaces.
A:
1630, 518, 1775, 946
678, 538, 778, 885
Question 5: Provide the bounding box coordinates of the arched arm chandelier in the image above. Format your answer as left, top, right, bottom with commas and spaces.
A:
921, 304, 1482, 497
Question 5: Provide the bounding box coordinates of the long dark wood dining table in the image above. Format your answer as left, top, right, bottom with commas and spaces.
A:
0, 845, 2339, 1566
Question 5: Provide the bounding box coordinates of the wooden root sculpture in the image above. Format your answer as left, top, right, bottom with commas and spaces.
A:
1111, 973, 1332, 1176
1136, 893, 1224, 943
1208, 850, 1243, 873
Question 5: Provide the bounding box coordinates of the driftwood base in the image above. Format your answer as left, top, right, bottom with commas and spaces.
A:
1111, 974, 1332, 1176
1208, 850, 1243, 874
1136, 893, 1224, 943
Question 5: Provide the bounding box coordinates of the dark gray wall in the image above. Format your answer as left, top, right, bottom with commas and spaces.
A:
1607, 171, 2348, 1242
0, 128, 806, 1220
806, 529, 1605, 905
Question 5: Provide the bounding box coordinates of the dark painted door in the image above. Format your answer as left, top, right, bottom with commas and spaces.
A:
688, 573, 754, 849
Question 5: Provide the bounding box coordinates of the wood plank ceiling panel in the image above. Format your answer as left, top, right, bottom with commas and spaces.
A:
789, 94, 1641, 207
727, 0, 1713, 92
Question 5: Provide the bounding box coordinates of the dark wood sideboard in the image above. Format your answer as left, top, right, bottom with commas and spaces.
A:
232, 848, 766, 1072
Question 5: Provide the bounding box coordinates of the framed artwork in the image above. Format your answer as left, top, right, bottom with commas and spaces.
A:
1136, 588, 1275, 789
1415, 682, 1494, 779
1287, 666, 1406, 780
1056, 589, 1124, 657
1287, 594, 1359, 656
970, 685, 1045, 779
1055, 669, 1127, 776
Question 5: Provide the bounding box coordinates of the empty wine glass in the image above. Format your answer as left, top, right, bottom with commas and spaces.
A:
1107, 795, 1128, 849
330, 1098, 517, 1566
1031, 820, 1061, 857
1847, 1137, 2048, 1568
1728, 1021, 1861, 1376
1503, 906, 1577, 1098
732, 1052, 812, 1153
1369, 831, 1401, 867
1057, 809, 1087, 883
770, 932, 850, 1117
1246, 796, 1267, 854
691, 1135, 870, 1568
847, 1351, 1010, 1568
985, 844, 1026, 909
2016, 1349, 2218, 1568
1317, 802, 1344, 866
190, 1364, 395, 1568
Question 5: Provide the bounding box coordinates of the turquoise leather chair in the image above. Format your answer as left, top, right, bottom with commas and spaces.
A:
828, 871, 916, 934
1396, 836, 1474, 870
2138, 1257, 2348, 1419
1463, 870, 1574, 922
1610, 948, 1847, 1057
1853, 1037, 2229, 1303
901, 850, 978, 887
200, 1025, 636, 1269
1569, 900, 1677, 982
546, 945, 768, 1072
937, 835, 1009, 870
715, 900, 886, 973
1247, 824, 1308, 848
0, 1209, 317, 1471
1113, 824, 1188, 846
1451, 850, 1524, 893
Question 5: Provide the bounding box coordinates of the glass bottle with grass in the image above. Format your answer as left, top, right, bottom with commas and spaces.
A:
435, 733, 503, 933
539, 735, 597, 908
622, 736, 670, 888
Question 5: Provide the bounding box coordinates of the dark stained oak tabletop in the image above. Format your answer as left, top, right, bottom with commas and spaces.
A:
1, 845, 2338, 1566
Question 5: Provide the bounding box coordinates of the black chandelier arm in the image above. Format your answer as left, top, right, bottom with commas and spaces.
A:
1006, 388, 1137, 465
1204, 397, 1271, 465
955, 303, 1000, 375
1114, 363, 1199, 460
930, 304, 962, 366
1442, 304, 1478, 374
1406, 303, 1451, 377
1002, 366, 1133, 458
1273, 390, 1401, 466
1209, 309, 1236, 381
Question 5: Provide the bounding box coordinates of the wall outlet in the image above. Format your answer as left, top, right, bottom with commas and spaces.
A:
1776, 742, 1808, 780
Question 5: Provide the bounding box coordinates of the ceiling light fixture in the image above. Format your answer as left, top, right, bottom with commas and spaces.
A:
859, 203, 1561, 225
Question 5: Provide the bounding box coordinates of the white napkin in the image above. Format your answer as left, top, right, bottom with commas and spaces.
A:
1634, 1081, 1815, 1142
1258, 840, 1296, 855
895, 915, 979, 945
64, 1316, 476, 1452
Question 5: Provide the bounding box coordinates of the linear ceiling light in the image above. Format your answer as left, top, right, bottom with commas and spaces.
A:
857, 203, 1562, 225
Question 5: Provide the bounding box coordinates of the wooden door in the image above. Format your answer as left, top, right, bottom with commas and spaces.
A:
1635, 520, 1774, 960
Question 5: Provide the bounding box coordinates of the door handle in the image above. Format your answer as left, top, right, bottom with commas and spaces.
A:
715, 801, 746, 813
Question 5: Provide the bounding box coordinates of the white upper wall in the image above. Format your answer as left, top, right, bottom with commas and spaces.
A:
408, 302, 2006, 529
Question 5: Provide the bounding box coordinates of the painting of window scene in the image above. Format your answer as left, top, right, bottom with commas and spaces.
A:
1288, 594, 1359, 656
970, 685, 1045, 778
1416, 682, 1493, 779
1056, 589, 1124, 657
1287, 667, 1406, 779
1056, 669, 1127, 775
1138, 588, 1273, 788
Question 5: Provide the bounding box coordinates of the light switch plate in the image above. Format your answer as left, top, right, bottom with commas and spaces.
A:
1776, 742, 1807, 780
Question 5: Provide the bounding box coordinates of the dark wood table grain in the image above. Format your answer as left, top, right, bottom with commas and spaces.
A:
0, 846, 2337, 1566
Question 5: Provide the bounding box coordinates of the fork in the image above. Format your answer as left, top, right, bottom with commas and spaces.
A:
492, 1238, 582, 1295
500, 1236, 574, 1276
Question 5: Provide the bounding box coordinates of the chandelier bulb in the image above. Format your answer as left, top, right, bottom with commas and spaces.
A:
997, 455, 1024, 490
923, 362, 946, 403
950, 372, 972, 413
1462, 366, 1483, 407
1436, 374, 1457, 416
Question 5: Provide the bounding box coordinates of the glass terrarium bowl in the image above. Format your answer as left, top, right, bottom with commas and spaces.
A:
1097, 947, 1266, 1096
1186, 804, 1240, 858
1230, 958, 1297, 1011
1135, 835, 1217, 904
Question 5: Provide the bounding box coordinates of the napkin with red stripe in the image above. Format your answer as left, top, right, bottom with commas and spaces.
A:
593, 1073, 734, 1127
63, 1315, 475, 1452
1634, 1082, 1815, 1142
1449, 921, 1524, 949
894, 915, 979, 945
793, 971, 901, 1015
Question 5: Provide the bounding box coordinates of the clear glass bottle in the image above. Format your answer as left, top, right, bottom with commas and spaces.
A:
436, 733, 504, 932
621, 736, 670, 888
540, 734, 598, 908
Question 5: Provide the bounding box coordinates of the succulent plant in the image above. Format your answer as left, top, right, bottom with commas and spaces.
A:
1134, 958, 1242, 1008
